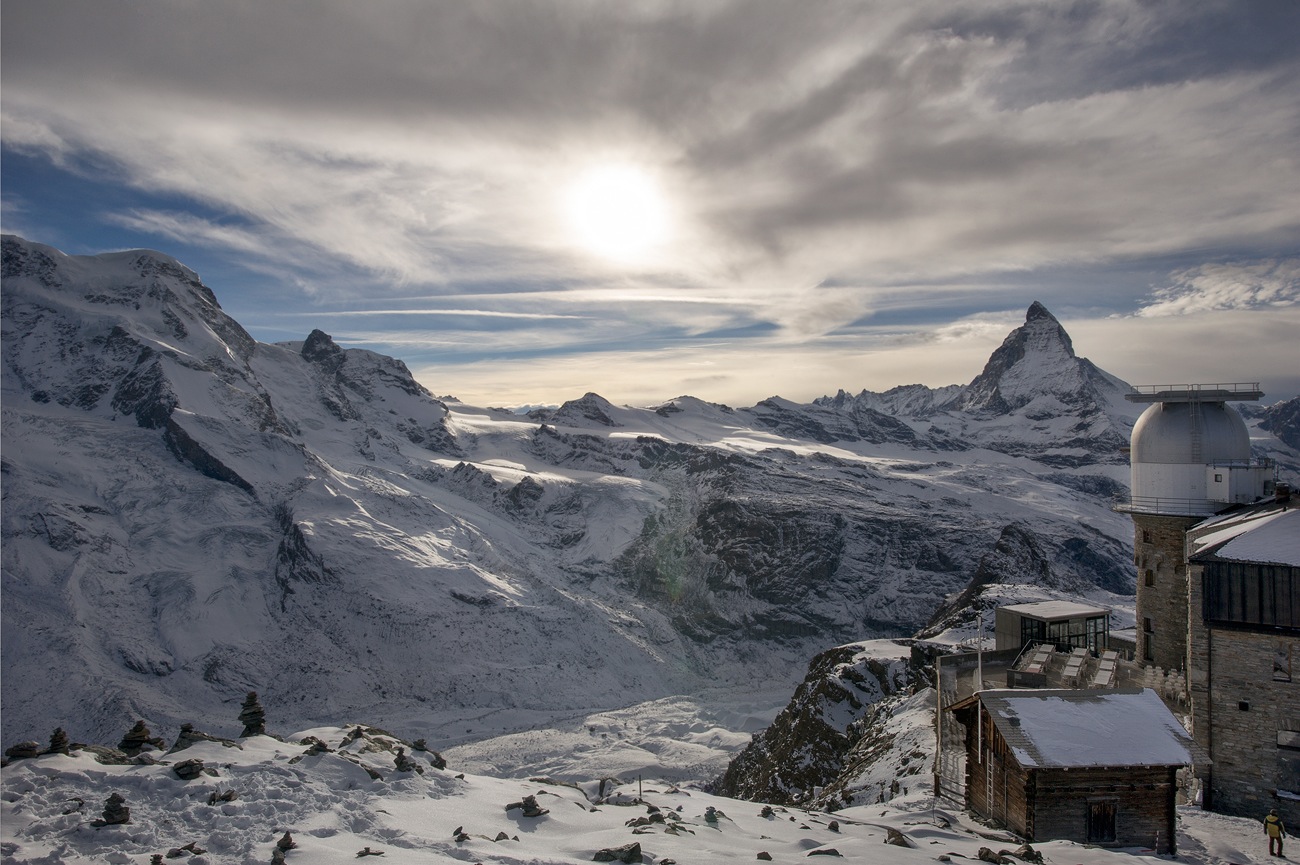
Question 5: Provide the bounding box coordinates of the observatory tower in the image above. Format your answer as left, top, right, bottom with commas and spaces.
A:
1120, 383, 1276, 673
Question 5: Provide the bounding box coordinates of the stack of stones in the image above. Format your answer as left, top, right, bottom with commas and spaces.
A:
508, 795, 547, 817
97, 792, 131, 826
171, 723, 217, 752
413, 738, 447, 770
238, 692, 266, 737
393, 747, 423, 774
118, 721, 165, 756
46, 728, 71, 755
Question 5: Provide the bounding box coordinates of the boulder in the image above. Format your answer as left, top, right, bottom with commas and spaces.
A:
3, 741, 41, 761
172, 758, 205, 780
592, 842, 642, 863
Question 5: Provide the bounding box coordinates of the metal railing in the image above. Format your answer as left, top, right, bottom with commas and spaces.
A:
1128, 382, 1261, 395
1125, 382, 1264, 404
1113, 495, 1230, 516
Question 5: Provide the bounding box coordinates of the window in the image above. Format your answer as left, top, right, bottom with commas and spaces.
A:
1276, 644, 1295, 683
1203, 563, 1300, 629
1280, 730, 1300, 796
1087, 800, 1118, 843
1020, 617, 1046, 649
1145, 570, 1155, 587
1143, 617, 1154, 634
1214, 473, 1224, 483
1142, 529, 1152, 544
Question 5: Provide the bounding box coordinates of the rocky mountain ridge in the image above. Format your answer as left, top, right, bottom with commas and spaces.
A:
3, 234, 1295, 754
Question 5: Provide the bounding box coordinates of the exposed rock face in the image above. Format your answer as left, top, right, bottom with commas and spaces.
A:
530, 392, 623, 427
949, 302, 1101, 414
711, 641, 912, 805
1260, 395, 1300, 451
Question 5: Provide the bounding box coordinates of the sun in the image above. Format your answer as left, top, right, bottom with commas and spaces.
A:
564, 164, 670, 262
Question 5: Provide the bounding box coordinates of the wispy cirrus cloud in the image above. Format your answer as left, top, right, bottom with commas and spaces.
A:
1138, 260, 1300, 317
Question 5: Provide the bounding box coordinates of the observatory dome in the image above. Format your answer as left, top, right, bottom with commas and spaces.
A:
1131, 401, 1250, 465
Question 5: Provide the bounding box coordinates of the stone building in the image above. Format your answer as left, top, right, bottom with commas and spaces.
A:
1118, 382, 1296, 824
1120, 383, 1274, 673
1185, 501, 1299, 824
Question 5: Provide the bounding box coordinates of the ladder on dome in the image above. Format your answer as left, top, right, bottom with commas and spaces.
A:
1188, 397, 1202, 464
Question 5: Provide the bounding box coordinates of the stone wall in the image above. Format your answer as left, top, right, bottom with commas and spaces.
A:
1188, 563, 1300, 826
1132, 514, 1198, 674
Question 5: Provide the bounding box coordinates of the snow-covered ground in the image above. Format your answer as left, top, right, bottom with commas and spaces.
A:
2, 722, 1281, 865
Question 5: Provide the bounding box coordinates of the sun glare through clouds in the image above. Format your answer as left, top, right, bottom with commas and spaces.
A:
564, 164, 671, 263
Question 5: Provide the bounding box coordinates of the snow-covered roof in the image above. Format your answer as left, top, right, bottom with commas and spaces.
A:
999, 601, 1109, 621
976, 688, 1197, 769
1190, 505, 1300, 566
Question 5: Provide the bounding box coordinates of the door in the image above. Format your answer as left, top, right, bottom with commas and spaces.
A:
1086, 800, 1117, 843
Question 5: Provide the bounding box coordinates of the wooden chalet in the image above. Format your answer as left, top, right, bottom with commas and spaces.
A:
949, 688, 1200, 854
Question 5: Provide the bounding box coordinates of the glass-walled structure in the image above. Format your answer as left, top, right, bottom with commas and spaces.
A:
994, 601, 1110, 655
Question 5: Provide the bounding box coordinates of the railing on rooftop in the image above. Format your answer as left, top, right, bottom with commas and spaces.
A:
1125, 382, 1264, 403
1113, 495, 1232, 516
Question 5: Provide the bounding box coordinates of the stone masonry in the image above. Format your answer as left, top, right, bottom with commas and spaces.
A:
1133, 514, 1198, 674
1188, 560, 1300, 827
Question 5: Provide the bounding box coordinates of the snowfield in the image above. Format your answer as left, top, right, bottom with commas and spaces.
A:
1, 718, 1282, 865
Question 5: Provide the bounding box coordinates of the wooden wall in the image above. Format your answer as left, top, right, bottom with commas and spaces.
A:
955, 702, 1180, 854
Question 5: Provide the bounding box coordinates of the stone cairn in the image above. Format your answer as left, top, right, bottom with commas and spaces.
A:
93, 792, 131, 826
46, 727, 71, 755
412, 738, 447, 770
239, 691, 266, 737
170, 722, 225, 753
118, 720, 165, 756
393, 746, 423, 774
505, 794, 549, 817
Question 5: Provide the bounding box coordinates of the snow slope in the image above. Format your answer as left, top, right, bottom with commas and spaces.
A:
1, 715, 1281, 865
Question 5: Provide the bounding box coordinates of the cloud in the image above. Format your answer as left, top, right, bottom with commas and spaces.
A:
3, 0, 1299, 405
1137, 260, 1300, 317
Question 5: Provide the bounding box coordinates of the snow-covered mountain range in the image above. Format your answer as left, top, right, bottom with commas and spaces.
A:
3, 234, 1296, 755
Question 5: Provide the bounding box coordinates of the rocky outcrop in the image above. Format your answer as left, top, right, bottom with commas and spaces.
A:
1260, 395, 1300, 451
529, 392, 622, 427
711, 641, 912, 804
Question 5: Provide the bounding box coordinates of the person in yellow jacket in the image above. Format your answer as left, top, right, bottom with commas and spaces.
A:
1266, 808, 1287, 857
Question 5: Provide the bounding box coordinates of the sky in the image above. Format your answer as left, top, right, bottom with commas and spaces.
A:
3, 0, 1299, 408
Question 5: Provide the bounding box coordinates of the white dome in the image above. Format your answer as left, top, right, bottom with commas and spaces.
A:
1131, 401, 1250, 465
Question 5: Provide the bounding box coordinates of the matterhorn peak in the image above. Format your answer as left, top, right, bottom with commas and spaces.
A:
948, 301, 1093, 414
